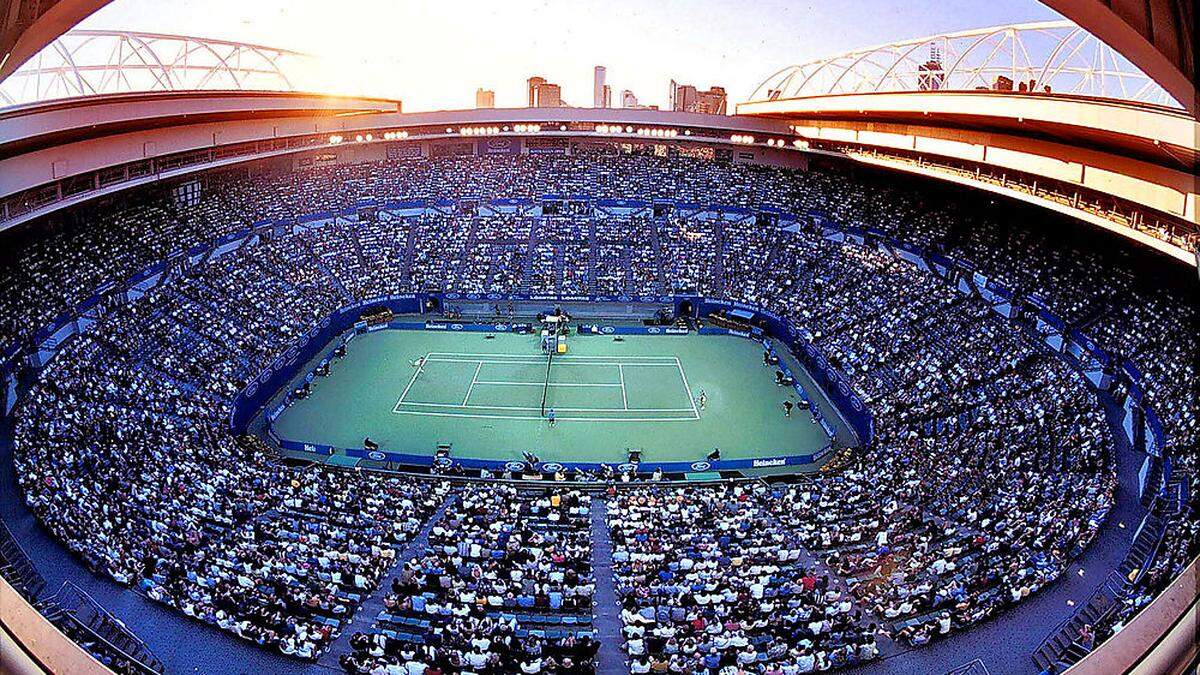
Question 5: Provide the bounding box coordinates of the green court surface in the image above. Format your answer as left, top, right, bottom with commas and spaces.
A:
270, 328, 843, 470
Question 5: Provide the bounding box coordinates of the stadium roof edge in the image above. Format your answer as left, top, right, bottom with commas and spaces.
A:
1042, 0, 1194, 114
0, 92, 789, 162
736, 90, 1198, 169
0, 90, 401, 160
0, 0, 110, 80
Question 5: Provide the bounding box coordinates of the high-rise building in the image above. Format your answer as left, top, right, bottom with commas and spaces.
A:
621, 89, 657, 110
538, 83, 562, 107
527, 76, 546, 107
917, 46, 944, 91
593, 66, 607, 108
475, 88, 495, 108
528, 76, 564, 107
695, 86, 727, 115
670, 81, 727, 115
602, 84, 612, 108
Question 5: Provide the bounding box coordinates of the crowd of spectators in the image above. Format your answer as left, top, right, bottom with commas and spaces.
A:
14, 313, 448, 659
1, 150, 1194, 672
609, 483, 885, 672
342, 485, 598, 674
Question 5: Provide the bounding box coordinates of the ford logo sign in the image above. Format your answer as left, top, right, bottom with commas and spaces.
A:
602, 326, 615, 334
617, 463, 638, 473
690, 461, 712, 472
367, 451, 387, 461
540, 462, 564, 473
450, 324, 464, 330
504, 461, 527, 472
433, 456, 453, 467
647, 327, 661, 334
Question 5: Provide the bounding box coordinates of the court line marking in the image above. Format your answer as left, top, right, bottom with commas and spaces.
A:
425, 351, 678, 362
674, 356, 702, 420
394, 350, 431, 407
391, 409, 701, 422
392, 352, 700, 421
473, 380, 624, 388
618, 364, 628, 410
397, 401, 695, 413
422, 357, 679, 367
462, 361, 484, 405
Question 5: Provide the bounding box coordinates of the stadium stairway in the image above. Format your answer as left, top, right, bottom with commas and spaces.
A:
589, 498, 629, 675
756, 483, 901, 659
553, 245, 566, 293
1030, 571, 1128, 673
516, 221, 540, 294
648, 222, 668, 296
620, 248, 636, 296
316, 492, 458, 669
310, 250, 355, 302
450, 218, 481, 281
397, 225, 419, 283
711, 218, 727, 288
585, 219, 599, 293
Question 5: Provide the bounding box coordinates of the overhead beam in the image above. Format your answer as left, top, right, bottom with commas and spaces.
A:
1, 1, 110, 81
1042, 1, 1192, 113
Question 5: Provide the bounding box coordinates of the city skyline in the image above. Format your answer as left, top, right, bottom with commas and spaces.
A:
74, 0, 1064, 111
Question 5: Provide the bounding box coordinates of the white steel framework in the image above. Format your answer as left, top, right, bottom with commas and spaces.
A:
0, 29, 315, 106
749, 21, 1178, 108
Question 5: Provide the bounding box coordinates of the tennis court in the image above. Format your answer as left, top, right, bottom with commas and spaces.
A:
394, 352, 699, 421
269, 327, 849, 472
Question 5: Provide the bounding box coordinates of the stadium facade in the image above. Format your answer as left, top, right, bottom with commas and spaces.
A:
0, 4, 1196, 675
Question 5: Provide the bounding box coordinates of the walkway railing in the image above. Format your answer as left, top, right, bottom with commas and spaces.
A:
38, 581, 165, 675
0, 520, 45, 601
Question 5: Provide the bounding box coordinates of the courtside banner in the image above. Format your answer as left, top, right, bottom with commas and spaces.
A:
277, 436, 828, 474
577, 324, 689, 335
477, 138, 521, 155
